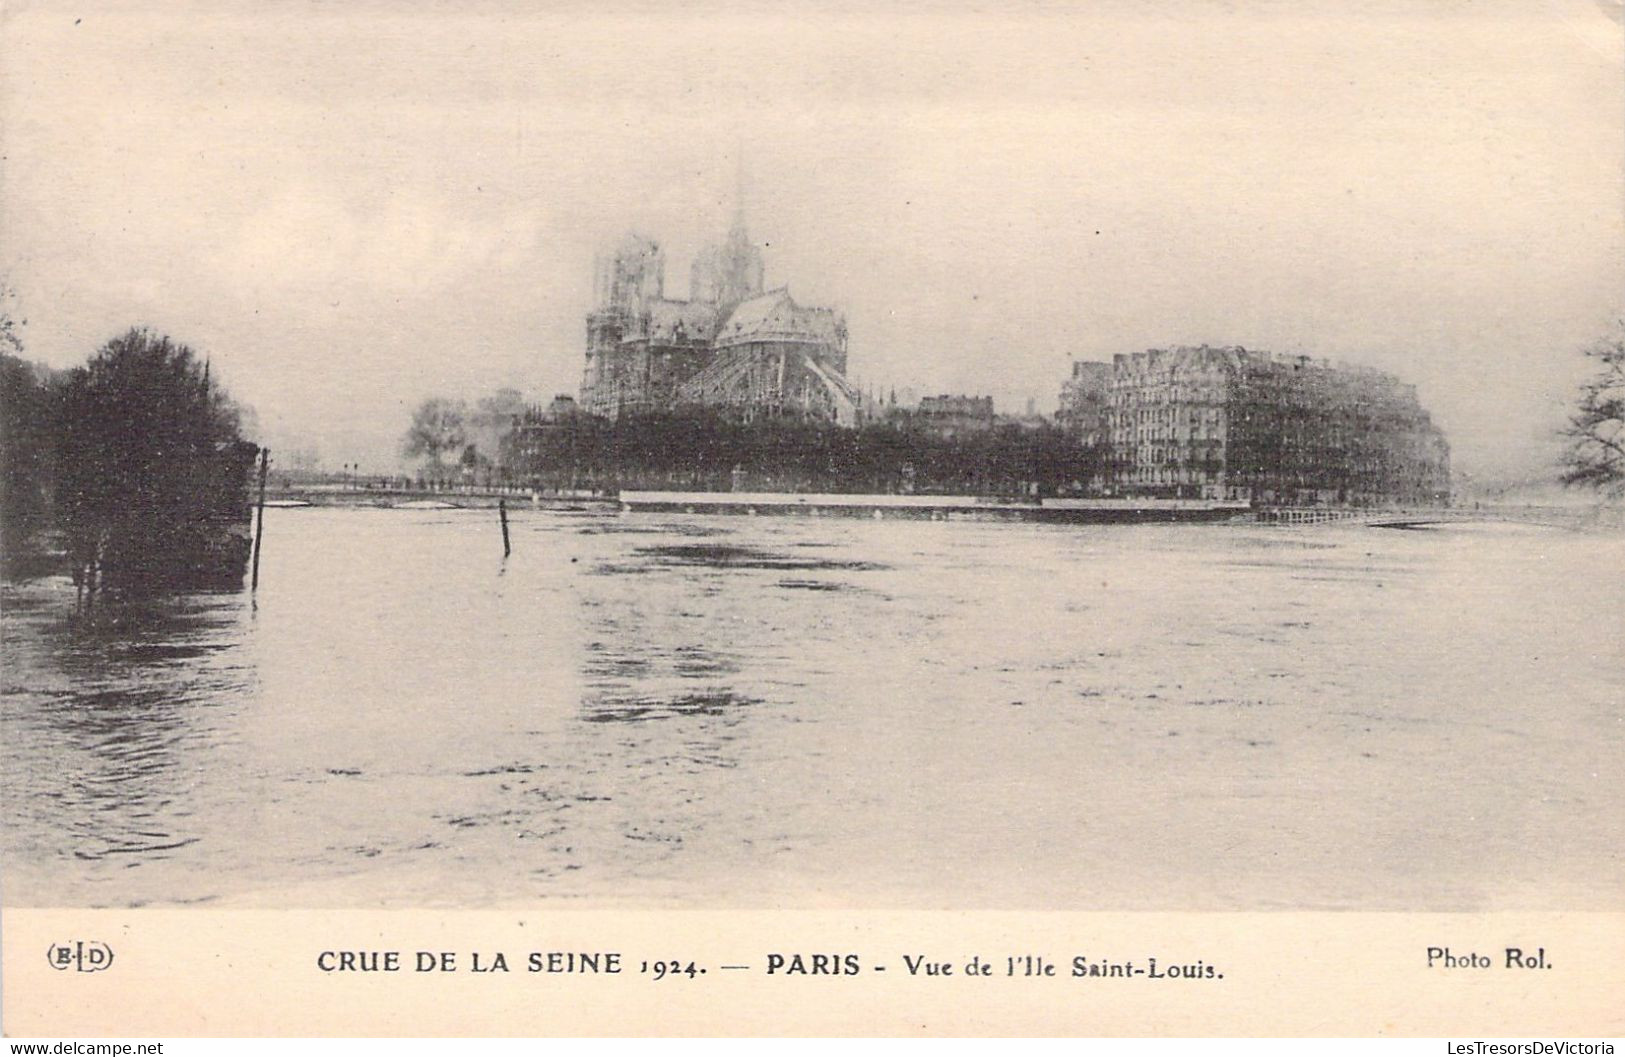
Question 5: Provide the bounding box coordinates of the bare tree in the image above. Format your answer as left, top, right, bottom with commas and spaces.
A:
1561, 325, 1625, 498
401, 397, 469, 469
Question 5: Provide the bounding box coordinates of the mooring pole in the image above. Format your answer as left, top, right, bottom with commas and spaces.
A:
499, 498, 511, 558
251, 447, 270, 592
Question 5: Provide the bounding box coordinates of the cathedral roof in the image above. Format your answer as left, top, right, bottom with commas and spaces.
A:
715, 288, 843, 347
645, 298, 719, 342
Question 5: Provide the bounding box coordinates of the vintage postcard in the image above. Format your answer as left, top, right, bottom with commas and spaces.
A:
1, 0, 1621, 1039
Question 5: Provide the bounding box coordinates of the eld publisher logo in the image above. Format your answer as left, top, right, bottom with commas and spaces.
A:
47, 941, 114, 972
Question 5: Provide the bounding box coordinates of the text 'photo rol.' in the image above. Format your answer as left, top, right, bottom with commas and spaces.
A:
1, 0, 1622, 1039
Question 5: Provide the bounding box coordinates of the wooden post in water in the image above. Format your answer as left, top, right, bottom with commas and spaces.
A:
251, 447, 270, 592
499, 498, 511, 558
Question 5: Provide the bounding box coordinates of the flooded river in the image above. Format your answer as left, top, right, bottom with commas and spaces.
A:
2, 508, 1621, 909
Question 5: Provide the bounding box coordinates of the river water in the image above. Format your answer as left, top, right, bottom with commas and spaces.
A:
2, 508, 1620, 909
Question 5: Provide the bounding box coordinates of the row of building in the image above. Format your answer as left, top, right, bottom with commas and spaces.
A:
1058, 346, 1450, 505
567, 204, 1449, 506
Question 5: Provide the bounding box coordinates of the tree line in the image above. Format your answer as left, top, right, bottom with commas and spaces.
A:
501, 408, 1109, 497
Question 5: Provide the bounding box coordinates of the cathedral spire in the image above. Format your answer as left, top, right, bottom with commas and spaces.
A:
688, 147, 765, 306
732, 143, 748, 231
718, 146, 763, 303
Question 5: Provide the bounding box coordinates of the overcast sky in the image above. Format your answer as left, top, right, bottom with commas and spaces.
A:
3, 0, 1621, 477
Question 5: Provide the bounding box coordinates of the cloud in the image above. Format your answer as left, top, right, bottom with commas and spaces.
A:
3, 0, 1620, 476
214, 183, 531, 295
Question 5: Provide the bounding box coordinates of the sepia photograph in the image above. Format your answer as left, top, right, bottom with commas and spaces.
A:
1, 0, 1622, 1039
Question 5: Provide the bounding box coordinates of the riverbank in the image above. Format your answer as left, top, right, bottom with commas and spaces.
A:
265, 485, 617, 512
261, 483, 1617, 531
619, 489, 1252, 523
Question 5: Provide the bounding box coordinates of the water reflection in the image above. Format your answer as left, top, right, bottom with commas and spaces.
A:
2, 583, 254, 875
577, 616, 752, 737
2, 510, 1622, 909
582, 690, 759, 725
636, 541, 887, 572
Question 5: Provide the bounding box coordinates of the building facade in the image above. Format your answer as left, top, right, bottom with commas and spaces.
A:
579, 213, 863, 425
1056, 361, 1111, 446
910, 394, 996, 438
1059, 345, 1450, 505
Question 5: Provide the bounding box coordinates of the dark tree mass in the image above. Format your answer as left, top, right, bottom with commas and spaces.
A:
11, 328, 261, 591
0, 353, 60, 573
507, 407, 1104, 497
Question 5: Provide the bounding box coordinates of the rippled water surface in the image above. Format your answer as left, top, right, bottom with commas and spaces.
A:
3, 508, 1621, 909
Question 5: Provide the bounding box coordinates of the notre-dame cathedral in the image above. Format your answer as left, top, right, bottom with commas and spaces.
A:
579, 205, 866, 425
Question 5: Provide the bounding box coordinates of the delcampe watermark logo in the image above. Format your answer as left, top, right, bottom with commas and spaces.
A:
46, 941, 114, 973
